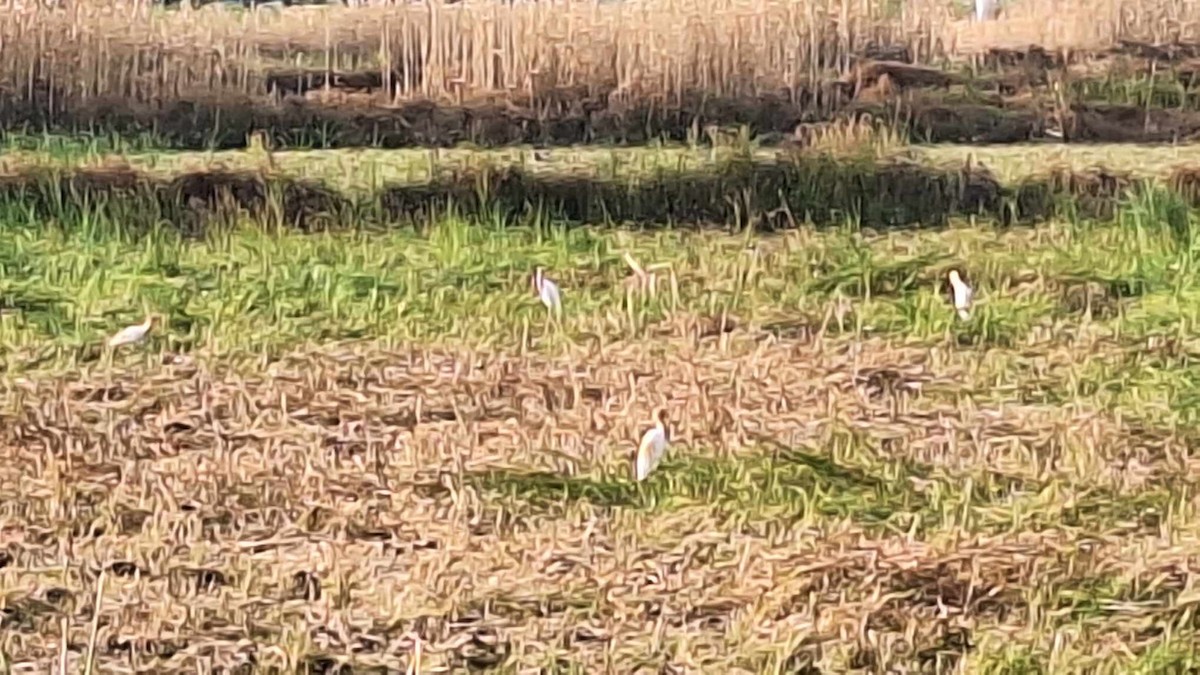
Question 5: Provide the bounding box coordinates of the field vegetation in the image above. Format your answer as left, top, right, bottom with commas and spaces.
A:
3, 0, 1200, 148
4, 0, 1200, 673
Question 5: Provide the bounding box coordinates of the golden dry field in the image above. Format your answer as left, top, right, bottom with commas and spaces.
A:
5, 0, 1200, 673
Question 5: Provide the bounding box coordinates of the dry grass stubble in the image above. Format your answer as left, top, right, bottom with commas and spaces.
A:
0, 324, 1195, 672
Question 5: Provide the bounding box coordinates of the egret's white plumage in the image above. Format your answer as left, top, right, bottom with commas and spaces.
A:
948, 270, 973, 321
974, 0, 995, 21
107, 315, 156, 349
635, 408, 670, 481
533, 267, 562, 315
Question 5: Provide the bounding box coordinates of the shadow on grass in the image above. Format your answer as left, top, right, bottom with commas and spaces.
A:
3, 154, 1198, 237
1061, 486, 1174, 532
0, 155, 1158, 235
467, 447, 934, 528
467, 469, 641, 509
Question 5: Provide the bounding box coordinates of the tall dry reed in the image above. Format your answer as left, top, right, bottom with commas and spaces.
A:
0, 0, 1196, 112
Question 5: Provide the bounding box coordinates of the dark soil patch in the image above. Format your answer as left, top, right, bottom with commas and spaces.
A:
838, 60, 966, 94
7, 69, 1200, 150
981, 45, 1067, 71
1109, 39, 1200, 62
0, 79, 1168, 153
0, 87, 840, 151
1065, 103, 1200, 142
263, 68, 412, 98
848, 100, 1044, 143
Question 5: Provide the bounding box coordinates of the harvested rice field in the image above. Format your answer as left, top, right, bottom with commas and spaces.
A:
3, 145, 1200, 673
5, 0, 1200, 672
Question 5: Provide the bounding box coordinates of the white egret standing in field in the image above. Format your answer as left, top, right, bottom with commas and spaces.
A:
532, 267, 562, 319
107, 314, 159, 349
948, 270, 973, 321
635, 407, 670, 481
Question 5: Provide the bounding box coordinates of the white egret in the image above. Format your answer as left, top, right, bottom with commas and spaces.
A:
107, 314, 159, 349
948, 270, 973, 321
635, 407, 670, 481
974, 0, 996, 21
532, 267, 562, 317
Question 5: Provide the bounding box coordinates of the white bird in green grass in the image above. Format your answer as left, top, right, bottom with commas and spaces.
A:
635, 407, 670, 481
948, 269, 973, 321
107, 314, 160, 349
532, 267, 562, 316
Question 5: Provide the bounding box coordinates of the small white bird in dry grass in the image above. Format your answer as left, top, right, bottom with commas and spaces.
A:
107, 314, 160, 349
948, 269, 973, 321
635, 407, 670, 481
532, 266, 562, 317
974, 0, 997, 21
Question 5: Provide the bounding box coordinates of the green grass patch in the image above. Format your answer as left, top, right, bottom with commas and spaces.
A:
0, 183, 1197, 373
467, 445, 937, 530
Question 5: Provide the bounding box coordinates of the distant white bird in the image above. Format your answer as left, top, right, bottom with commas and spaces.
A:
532, 267, 562, 316
974, 0, 996, 21
948, 270, 973, 321
635, 407, 670, 481
107, 314, 158, 349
